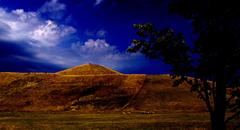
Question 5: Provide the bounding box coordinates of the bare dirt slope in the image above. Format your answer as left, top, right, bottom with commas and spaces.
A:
0, 64, 206, 112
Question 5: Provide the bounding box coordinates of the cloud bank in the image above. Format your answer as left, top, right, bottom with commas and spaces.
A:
0, 0, 168, 73
0, 8, 75, 47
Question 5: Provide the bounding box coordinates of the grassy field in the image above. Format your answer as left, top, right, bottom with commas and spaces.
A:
0, 112, 210, 130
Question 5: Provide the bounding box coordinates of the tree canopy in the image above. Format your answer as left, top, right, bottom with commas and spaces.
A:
128, 0, 240, 130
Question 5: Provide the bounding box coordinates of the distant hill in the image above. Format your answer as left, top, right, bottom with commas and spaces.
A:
0, 64, 206, 113
57, 64, 122, 75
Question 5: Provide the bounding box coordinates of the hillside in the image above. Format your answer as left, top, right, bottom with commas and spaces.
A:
0, 64, 206, 113
57, 63, 122, 75
124, 75, 206, 112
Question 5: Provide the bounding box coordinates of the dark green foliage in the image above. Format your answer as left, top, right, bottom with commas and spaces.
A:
128, 0, 240, 129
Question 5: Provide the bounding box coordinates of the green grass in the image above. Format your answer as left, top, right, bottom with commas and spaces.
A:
0, 112, 210, 130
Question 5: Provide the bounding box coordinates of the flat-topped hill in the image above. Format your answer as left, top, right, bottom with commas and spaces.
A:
56, 64, 122, 75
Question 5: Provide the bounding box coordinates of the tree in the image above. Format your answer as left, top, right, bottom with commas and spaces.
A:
127, 0, 240, 130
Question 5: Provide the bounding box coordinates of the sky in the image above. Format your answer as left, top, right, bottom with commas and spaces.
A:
0, 0, 193, 74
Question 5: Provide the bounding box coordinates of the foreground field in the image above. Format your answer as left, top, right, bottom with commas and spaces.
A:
0, 112, 210, 130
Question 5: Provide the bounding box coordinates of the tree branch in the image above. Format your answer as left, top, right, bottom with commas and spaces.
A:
202, 80, 213, 114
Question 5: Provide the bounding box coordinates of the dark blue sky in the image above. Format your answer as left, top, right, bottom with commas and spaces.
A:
0, 0, 193, 74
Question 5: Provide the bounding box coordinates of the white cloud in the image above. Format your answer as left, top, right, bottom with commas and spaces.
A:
29, 20, 76, 47
71, 39, 120, 60
38, 0, 66, 20
95, 0, 104, 6
0, 8, 76, 47
77, 39, 112, 53
66, 39, 139, 69
39, 0, 65, 13
84, 29, 107, 38
12, 9, 37, 21
0, 8, 38, 40
35, 39, 139, 70
40, 0, 65, 12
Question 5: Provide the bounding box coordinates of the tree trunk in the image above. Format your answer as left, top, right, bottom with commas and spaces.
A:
211, 73, 227, 130
210, 112, 217, 130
